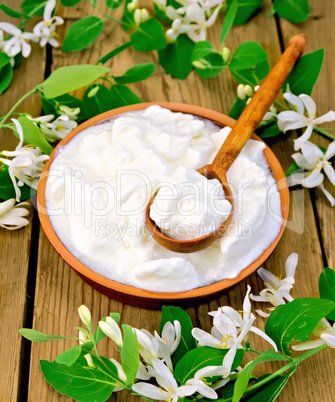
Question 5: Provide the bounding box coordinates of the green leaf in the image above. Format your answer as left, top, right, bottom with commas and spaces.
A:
319, 268, 335, 320
0, 4, 28, 18
82, 85, 116, 119
283, 49, 324, 96
0, 169, 34, 201
40, 358, 115, 402
228, 0, 264, 25
56, 345, 83, 366
194, 53, 225, 78
92, 355, 118, 375
233, 351, 289, 402
160, 306, 196, 366
106, 0, 122, 8
229, 41, 268, 72
175, 347, 244, 384
121, 324, 139, 385
0, 62, 13, 94
273, 0, 309, 23
63, 16, 104, 52
131, 19, 166, 52
61, 0, 81, 5
96, 41, 132, 65
256, 121, 282, 138
20, 0, 47, 16
231, 58, 269, 85
17, 116, 53, 155
244, 373, 290, 402
228, 97, 247, 119
0, 53, 11, 70
113, 63, 156, 84
93, 313, 120, 345
19, 328, 74, 343
265, 298, 335, 356
110, 85, 142, 106
285, 161, 301, 177
221, 0, 237, 43
40, 64, 110, 99
158, 35, 195, 80
191, 41, 214, 62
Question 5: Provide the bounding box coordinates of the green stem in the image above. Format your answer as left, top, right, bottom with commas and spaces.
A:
0, 88, 38, 125
314, 127, 335, 141
244, 344, 328, 396
231, 72, 255, 87
244, 347, 262, 355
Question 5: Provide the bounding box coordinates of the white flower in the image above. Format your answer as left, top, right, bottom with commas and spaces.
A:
166, 3, 222, 42
192, 286, 277, 379
289, 141, 335, 206
277, 92, 335, 150
292, 318, 335, 351
58, 105, 80, 120
139, 321, 181, 370
132, 357, 217, 401
134, 328, 158, 363
78, 305, 91, 327
0, 22, 38, 57
0, 119, 49, 201
134, 8, 149, 25
78, 330, 94, 367
0, 199, 29, 230
249, 253, 298, 317
33, 0, 64, 47
98, 317, 123, 347
40, 115, 77, 142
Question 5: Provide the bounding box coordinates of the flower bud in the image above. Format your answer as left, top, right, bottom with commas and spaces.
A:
87, 86, 99, 98
192, 59, 208, 69
78, 305, 91, 327
127, 0, 137, 12
222, 47, 230, 63
237, 84, 246, 100
244, 85, 253, 97
99, 317, 123, 347
254, 85, 260, 92
165, 28, 178, 43
134, 8, 141, 25
140, 8, 149, 22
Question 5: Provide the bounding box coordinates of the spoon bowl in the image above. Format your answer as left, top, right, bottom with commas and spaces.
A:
146, 34, 307, 253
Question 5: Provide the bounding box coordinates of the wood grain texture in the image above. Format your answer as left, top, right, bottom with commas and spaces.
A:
0, 1, 46, 401
25, 1, 333, 401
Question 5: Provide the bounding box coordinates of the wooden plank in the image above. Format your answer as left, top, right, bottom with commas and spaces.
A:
28, 1, 332, 401
0, 2, 46, 401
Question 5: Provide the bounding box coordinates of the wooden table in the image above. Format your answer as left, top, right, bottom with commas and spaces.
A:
1, 1, 334, 401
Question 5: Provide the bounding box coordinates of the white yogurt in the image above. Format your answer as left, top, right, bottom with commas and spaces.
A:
149, 165, 232, 240
45, 105, 283, 292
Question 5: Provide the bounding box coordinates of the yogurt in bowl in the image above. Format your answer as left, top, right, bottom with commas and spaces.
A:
38, 102, 289, 308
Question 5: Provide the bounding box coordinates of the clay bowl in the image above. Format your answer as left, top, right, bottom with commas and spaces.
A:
37, 102, 289, 309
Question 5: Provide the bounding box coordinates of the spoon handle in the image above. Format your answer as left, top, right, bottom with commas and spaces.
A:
212, 34, 307, 171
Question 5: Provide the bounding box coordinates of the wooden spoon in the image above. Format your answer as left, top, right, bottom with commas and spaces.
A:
146, 34, 307, 253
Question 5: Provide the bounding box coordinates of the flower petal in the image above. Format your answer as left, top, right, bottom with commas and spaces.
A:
314, 111, 335, 125
284, 92, 305, 114
325, 141, 335, 160
294, 124, 314, 150
323, 163, 335, 186
257, 267, 280, 289
291, 339, 325, 351
277, 111, 308, 132
44, 0, 56, 22
284, 252, 298, 278
250, 326, 278, 351
132, 382, 168, 400
319, 183, 335, 207
152, 357, 177, 392
320, 333, 335, 348
303, 169, 324, 188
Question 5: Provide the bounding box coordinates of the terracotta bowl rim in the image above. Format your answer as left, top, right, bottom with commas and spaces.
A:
37, 102, 290, 302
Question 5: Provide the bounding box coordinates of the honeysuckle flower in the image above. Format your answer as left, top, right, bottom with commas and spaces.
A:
132, 357, 217, 401
29, 114, 55, 124
292, 318, 335, 351
40, 115, 77, 142
277, 92, 335, 150
0, 23, 38, 57
0, 119, 49, 201
288, 141, 335, 206
98, 317, 123, 347
192, 286, 277, 379
134, 328, 158, 363
249, 253, 298, 317
0, 199, 29, 230
33, 0, 64, 47
140, 320, 181, 370
166, 3, 222, 42
58, 105, 80, 120
78, 305, 91, 327
78, 330, 94, 367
